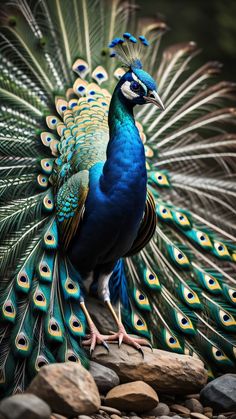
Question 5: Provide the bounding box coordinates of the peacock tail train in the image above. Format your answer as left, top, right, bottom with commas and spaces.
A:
0, 0, 236, 396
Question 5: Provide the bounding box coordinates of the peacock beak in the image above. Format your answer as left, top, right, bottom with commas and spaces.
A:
144, 90, 165, 110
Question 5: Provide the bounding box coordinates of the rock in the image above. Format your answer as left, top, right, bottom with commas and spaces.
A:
87, 297, 118, 334
200, 374, 236, 412
186, 394, 201, 401
100, 405, 122, 415
110, 415, 122, 419
89, 361, 120, 394
170, 404, 191, 415
27, 363, 100, 417
0, 394, 51, 419
191, 414, 210, 419
203, 407, 213, 419
185, 399, 204, 413
92, 344, 207, 395
78, 416, 93, 419
105, 381, 159, 413
160, 416, 174, 419
217, 416, 226, 419
50, 415, 66, 419
146, 402, 170, 416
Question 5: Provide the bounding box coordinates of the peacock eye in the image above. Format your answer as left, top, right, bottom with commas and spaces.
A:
130, 81, 141, 92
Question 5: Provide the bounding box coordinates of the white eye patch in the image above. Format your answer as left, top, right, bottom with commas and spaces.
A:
121, 81, 139, 100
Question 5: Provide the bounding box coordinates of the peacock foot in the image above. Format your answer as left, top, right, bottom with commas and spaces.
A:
82, 323, 110, 354
105, 323, 152, 356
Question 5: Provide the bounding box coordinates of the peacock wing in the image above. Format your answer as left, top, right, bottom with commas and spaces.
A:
56, 170, 89, 250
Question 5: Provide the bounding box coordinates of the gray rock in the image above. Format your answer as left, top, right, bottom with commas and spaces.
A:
78, 416, 93, 419
200, 374, 236, 412
146, 403, 170, 416
0, 394, 51, 419
90, 361, 120, 394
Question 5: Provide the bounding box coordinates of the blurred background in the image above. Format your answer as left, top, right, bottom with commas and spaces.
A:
136, 0, 236, 81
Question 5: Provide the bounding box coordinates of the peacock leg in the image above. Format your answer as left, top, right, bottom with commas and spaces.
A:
97, 273, 152, 355
80, 300, 110, 354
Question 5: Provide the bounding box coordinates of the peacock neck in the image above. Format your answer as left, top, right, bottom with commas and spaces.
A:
100, 86, 147, 196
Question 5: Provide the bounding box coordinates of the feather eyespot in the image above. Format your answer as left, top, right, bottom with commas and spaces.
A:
219, 309, 236, 328
56, 98, 68, 116
37, 174, 48, 189
213, 241, 230, 259
46, 115, 60, 130
144, 268, 160, 289
164, 329, 182, 351
72, 58, 90, 78
212, 346, 230, 363
92, 66, 108, 85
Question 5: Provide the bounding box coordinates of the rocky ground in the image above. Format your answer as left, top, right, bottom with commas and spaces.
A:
0, 344, 235, 419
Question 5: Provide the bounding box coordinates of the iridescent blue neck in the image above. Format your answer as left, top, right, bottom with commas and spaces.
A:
101, 86, 147, 195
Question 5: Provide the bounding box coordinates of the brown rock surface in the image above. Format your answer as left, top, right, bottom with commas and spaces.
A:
92, 344, 207, 395
105, 381, 159, 413
191, 413, 210, 419
170, 404, 191, 415
27, 363, 100, 417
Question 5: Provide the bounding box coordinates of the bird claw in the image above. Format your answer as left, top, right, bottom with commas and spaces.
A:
105, 324, 152, 355
82, 325, 110, 354
83, 322, 151, 356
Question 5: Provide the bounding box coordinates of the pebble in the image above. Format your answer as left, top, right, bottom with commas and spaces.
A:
217, 416, 227, 419
27, 363, 100, 417
190, 413, 210, 419
146, 403, 170, 416
170, 404, 191, 415
78, 416, 94, 419
186, 395, 201, 401
105, 381, 159, 413
100, 406, 122, 415
111, 415, 123, 419
50, 415, 66, 419
203, 408, 213, 419
0, 394, 51, 419
185, 399, 204, 414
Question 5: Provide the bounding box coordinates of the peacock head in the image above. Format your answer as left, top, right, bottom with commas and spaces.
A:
109, 33, 164, 110
118, 68, 164, 109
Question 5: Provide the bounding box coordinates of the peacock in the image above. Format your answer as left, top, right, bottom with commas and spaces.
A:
0, 0, 236, 397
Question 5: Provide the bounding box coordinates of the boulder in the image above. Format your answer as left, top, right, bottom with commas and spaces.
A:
92, 344, 207, 394
0, 394, 51, 419
200, 374, 236, 412
105, 381, 159, 412
89, 361, 120, 393
27, 363, 100, 417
